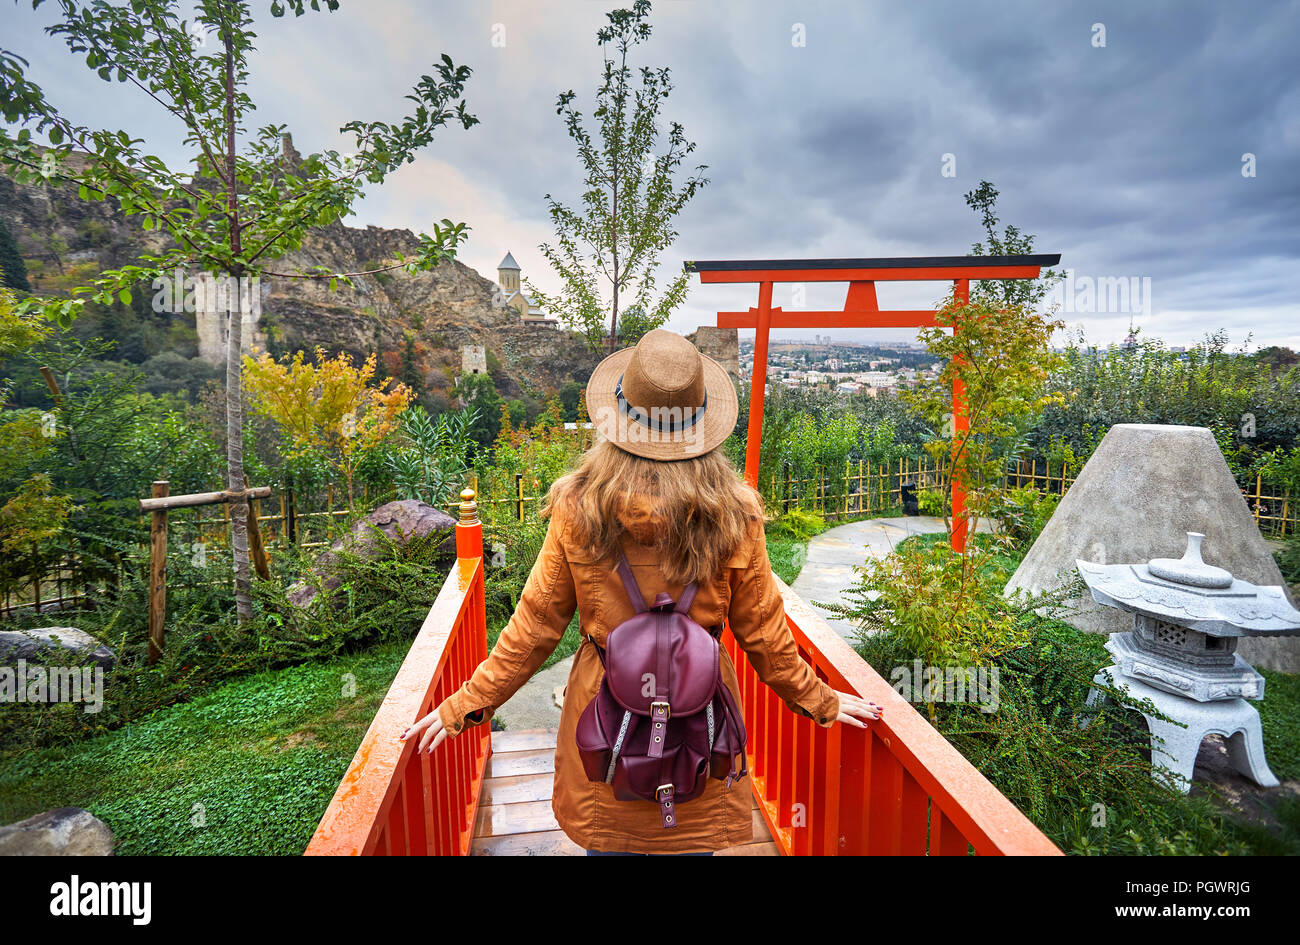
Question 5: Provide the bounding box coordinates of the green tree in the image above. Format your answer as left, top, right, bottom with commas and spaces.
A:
456, 372, 502, 451
527, 0, 707, 353
964, 180, 1060, 308
0, 217, 31, 291
907, 293, 1064, 549
558, 379, 583, 422
399, 333, 421, 391
1, 0, 477, 621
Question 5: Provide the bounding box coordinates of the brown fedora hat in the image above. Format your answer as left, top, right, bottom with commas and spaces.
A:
586, 328, 739, 460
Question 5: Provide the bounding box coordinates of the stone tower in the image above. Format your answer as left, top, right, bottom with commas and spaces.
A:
461, 344, 487, 376
497, 251, 521, 294
193, 272, 268, 365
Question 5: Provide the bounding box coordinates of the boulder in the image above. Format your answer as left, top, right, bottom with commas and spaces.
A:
287, 500, 457, 609
0, 626, 116, 669
0, 807, 115, 855
1005, 424, 1299, 672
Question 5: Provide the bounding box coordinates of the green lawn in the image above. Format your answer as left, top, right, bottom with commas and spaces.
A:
0, 639, 409, 855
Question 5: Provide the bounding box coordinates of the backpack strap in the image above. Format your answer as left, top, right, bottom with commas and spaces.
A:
673, 581, 699, 615
615, 552, 648, 614
616, 550, 700, 616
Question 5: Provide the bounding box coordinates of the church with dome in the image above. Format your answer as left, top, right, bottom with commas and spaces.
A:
496, 251, 555, 323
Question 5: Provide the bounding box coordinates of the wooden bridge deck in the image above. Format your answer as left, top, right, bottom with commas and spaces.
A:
471, 729, 778, 856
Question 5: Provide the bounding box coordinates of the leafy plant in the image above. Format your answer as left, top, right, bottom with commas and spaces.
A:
989, 485, 1060, 550
243, 347, 414, 508
768, 507, 826, 542
384, 404, 477, 507
526, 0, 708, 352
917, 488, 947, 517
820, 535, 1032, 719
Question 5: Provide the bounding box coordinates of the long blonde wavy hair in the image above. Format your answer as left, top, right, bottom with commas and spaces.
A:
543, 440, 764, 585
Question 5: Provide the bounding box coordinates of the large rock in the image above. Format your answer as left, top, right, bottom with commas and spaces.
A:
1005, 424, 1299, 673
0, 626, 116, 669
0, 808, 115, 856
287, 500, 457, 609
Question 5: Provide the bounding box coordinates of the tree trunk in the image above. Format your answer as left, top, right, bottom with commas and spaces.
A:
609, 164, 619, 353
225, 288, 252, 623
222, 23, 252, 624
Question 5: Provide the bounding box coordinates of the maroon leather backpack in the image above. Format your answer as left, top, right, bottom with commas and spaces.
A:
576, 553, 748, 828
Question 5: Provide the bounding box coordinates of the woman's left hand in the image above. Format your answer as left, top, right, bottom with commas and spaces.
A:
400, 709, 449, 754
833, 690, 883, 728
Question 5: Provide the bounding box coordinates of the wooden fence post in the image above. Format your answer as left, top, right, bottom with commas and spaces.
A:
245, 476, 270, 581
31, 542, 40, 614
286, 485, 297, 544
148, 480, 169, 664
843, 459, 851, 517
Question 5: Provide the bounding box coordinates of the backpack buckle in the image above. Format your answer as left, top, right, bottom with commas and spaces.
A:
650, 700, 671, 720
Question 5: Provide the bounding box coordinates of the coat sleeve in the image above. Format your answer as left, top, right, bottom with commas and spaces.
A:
436, 508, 578, 737
727, 521, 840, 728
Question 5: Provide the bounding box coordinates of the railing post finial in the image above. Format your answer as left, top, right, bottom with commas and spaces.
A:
459, 487, 479, 526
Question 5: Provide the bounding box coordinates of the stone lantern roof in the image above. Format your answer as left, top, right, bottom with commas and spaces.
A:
1076, 532, 1300, 639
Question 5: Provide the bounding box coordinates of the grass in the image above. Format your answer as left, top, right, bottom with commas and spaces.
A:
1258, 667, 1300, 783
0, 638, 409, 855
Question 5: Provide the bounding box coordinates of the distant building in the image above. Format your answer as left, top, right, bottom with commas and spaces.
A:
854, 371, 896, 388
496, 251, 553, 323
461, 344, 487, 376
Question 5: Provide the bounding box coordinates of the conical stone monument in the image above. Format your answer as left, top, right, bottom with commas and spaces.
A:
1005, 423, 1299, 673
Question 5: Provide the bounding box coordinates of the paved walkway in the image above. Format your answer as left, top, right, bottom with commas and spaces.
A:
790, 516, 950, 641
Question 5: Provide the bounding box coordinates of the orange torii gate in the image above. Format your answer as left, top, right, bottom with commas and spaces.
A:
687, 255, 1060, 553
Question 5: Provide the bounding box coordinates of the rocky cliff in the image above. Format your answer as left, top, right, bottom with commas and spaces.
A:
0, 163, 601, 404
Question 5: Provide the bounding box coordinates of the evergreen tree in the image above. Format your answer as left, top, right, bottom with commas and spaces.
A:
399, 333, 422, 391
0, 217, 31, 292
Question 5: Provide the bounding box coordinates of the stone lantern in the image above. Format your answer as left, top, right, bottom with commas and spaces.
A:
1077, 532, 1300, 792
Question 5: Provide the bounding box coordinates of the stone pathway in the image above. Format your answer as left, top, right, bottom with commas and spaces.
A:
791, 516, 949, 641
494, 653, 572, 731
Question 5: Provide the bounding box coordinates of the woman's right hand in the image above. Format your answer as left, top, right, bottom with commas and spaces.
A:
833, 690, 883, 728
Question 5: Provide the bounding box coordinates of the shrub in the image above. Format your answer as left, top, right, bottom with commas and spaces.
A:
1277, 538, 1300, 586
917, 488, 947, 517
990, 485, 1060, 549
820, 537, 1030, 719
855, 617, 1258, 855
767, 507, 826, 542
0, 523, 452, 752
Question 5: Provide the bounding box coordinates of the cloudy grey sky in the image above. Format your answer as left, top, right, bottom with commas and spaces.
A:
3, 0, 1298, 348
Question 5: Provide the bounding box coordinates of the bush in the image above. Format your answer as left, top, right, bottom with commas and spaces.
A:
820, 536, 1030, 713
917, 488, 947, 516
767, 507, 826, 542
855, 617, 1261, 854
990, 485, 1060, 549
1276, 537, 1300, 586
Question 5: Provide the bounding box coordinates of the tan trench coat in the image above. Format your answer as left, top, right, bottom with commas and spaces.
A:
435, 497, 841, 853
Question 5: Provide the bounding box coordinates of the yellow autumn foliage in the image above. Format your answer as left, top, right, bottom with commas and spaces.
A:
243, 347, 414, 505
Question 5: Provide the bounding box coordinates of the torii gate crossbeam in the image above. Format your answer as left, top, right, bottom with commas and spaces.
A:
688, 254, 1061, 553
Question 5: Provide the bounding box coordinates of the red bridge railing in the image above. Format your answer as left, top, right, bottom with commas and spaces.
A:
304, 490, 490, 856
306, 492, 1060, 856
724, 574, 1062, 856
